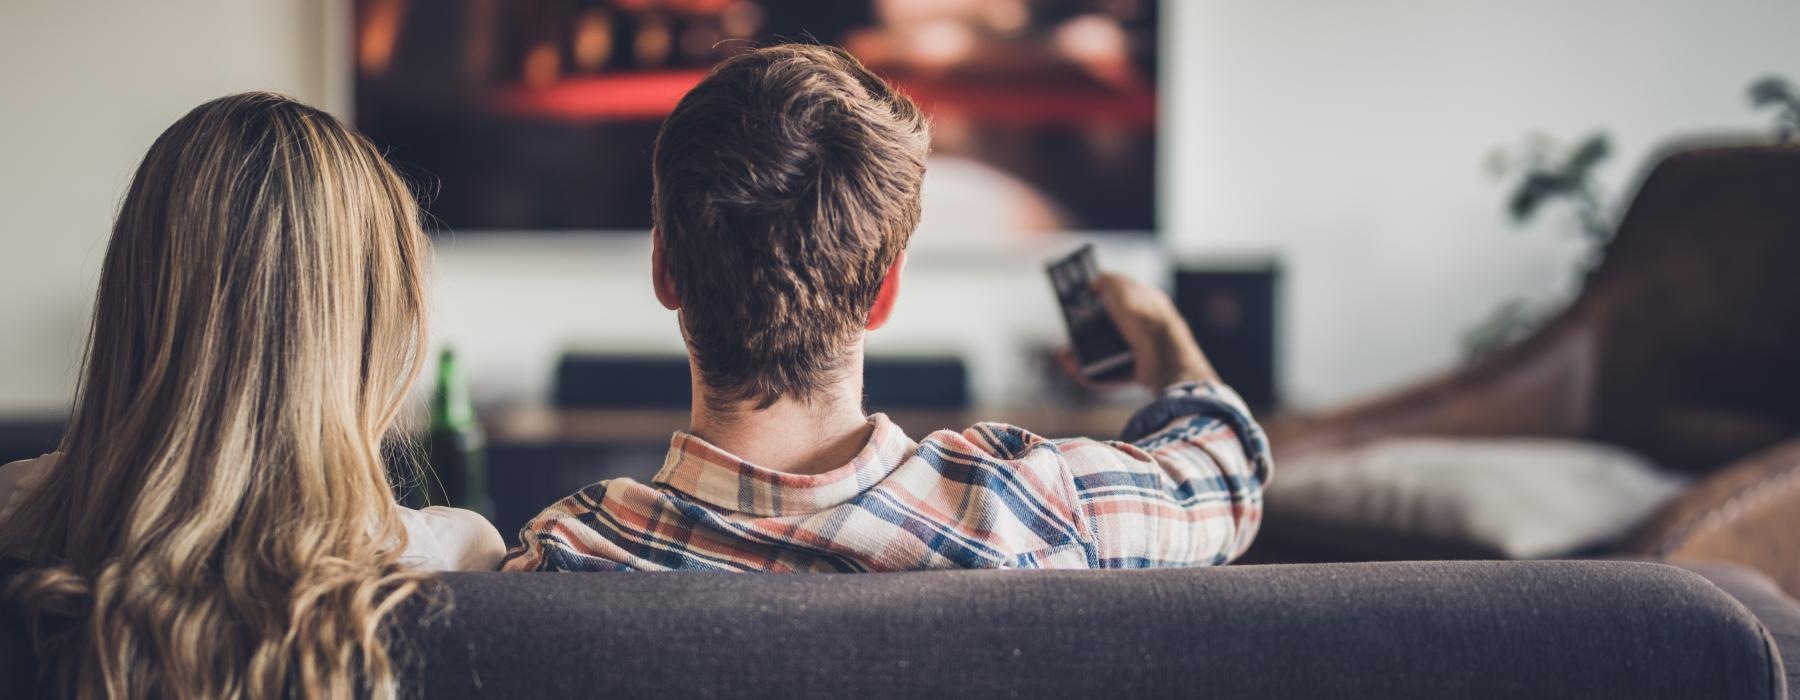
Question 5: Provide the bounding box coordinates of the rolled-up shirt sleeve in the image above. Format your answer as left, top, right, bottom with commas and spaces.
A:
1066, 380, 1273, 566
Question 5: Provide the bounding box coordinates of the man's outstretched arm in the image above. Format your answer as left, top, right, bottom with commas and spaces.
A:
1065, 274, 1273, 565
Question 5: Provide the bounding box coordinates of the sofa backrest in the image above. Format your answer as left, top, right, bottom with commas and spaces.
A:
2, 561, 1786, 699
1583, 144, 1800, 468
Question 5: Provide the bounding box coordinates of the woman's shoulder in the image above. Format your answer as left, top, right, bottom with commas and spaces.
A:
394, 505, 506, 572
1, 451, 59, 474
0, 452, 59, 520
1, 452, 58, 487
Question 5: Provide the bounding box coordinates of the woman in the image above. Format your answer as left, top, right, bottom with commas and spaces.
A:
0, 92, 503, 698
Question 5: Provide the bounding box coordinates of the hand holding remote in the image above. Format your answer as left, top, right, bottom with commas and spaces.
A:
1091, 273, 1218, 391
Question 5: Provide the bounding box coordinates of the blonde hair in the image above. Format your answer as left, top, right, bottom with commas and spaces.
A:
0, 92, 433, 698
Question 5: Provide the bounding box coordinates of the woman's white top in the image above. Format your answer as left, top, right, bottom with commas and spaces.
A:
0, 453, 506, 572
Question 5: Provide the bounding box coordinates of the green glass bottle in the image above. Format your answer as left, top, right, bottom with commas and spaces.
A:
427, 347, 489, 515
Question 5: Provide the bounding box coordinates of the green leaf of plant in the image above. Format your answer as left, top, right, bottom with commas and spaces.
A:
1749, 76, 1796, 107
1565, 134, 1611, 177
1509, 172, 1564, 221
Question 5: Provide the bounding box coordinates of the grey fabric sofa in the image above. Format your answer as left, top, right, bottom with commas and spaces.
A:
2, 560, 1792, 698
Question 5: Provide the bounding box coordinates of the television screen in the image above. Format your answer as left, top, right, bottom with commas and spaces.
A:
353, 0, 1158, 236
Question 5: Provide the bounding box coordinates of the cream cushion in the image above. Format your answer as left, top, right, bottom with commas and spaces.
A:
1268, 438, 1686, 559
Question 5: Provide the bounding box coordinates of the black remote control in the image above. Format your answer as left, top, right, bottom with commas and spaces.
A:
1047, 244, 1135, 382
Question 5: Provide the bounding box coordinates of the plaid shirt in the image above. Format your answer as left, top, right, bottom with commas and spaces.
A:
503, 381, 1271, 572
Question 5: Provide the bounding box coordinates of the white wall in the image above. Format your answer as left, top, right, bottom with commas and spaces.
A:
3, 1, 1797, 414
1164, 0, 1800, 405
0, 0, 326, 413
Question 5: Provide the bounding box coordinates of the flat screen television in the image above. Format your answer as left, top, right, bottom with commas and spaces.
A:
352, 0, 1158, 237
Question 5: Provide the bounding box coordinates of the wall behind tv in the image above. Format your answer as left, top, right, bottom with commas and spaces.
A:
0, 0, 328, 415
3, 0, 1797, 414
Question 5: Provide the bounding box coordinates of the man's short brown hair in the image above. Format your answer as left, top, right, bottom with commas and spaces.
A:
653, 44, 930, 408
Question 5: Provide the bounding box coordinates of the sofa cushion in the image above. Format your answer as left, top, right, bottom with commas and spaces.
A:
1265, 437, 1686, 559
394, 561, 1780, 699
3, 561, 1784, 699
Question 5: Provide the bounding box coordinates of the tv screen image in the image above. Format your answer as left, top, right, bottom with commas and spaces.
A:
353, 0, 1158, 237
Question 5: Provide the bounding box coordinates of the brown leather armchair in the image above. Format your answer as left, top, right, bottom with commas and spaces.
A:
1260, 143, 1800, 593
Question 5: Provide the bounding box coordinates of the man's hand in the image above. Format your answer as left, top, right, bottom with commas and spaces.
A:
1090, 273, 1218, 391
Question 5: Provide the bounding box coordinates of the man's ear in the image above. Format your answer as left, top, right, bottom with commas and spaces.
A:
865, 251, 906, 331
651, 230, 680, 311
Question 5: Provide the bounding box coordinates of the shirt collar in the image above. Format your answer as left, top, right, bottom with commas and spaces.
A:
652, 414, 914, 516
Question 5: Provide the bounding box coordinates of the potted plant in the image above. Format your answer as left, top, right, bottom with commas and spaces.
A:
1464, 132, 1613, 358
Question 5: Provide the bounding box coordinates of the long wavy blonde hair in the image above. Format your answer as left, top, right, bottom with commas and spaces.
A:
0, 92, 433, 698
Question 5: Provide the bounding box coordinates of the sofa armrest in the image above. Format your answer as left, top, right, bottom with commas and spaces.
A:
1672, 561, 1800, 696
1265, 325, 1598, 460
396, 561, 1781, 699
1628, 438, 1800, 597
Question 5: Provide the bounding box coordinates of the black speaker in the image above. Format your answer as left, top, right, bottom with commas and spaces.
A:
554, 353, 969, 410
555, 354, 692, 409
1173, 263, 1280, 411
863, 356, 969, 410
0, 418, 63, 465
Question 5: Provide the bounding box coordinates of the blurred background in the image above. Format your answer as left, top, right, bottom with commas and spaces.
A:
3, 1, 1799, 541
6, 0, 1797, 417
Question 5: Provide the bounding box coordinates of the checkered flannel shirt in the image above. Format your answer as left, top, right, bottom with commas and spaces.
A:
503, 381, 1271, 571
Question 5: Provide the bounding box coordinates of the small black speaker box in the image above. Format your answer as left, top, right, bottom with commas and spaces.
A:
555, 354, 692, 409
1173, 262, 1280, 411
554, 353, 969, 411
864, 356, 969, 410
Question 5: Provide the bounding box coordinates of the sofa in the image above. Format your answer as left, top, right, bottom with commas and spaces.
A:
1254, 143, 1800, 594
3, 559, 1794, 698
6, 145, 1798, 698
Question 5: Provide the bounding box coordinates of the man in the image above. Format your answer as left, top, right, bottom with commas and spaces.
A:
504, 44, 1271, 572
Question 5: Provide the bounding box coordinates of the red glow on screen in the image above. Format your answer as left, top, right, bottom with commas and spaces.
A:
492, 72, 1153, 127
492, 70, 711, 120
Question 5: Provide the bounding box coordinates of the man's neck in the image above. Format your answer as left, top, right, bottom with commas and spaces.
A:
687, 359, 873, 476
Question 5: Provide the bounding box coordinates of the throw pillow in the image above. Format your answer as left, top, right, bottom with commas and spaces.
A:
1264, 437, 1687, 559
